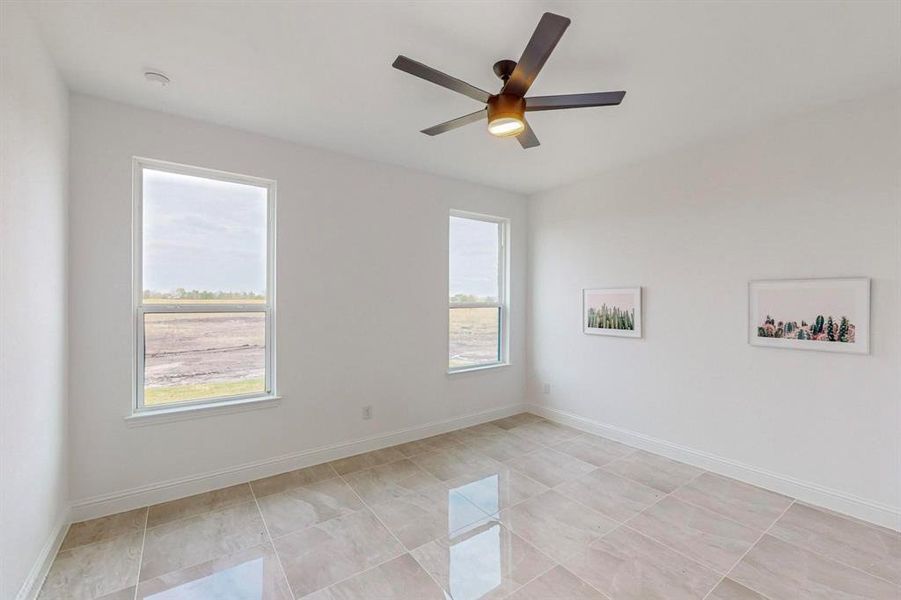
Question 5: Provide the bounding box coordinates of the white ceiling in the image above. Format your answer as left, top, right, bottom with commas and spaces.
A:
31, 0, 900, 194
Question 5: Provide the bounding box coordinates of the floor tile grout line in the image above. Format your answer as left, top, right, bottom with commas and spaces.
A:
132, 508, 149, 600
332, 469, 448, 598
700, 499, 796, 600
533, 418, 901, 582
248, 481, 296, 599
762, 522, 901, 588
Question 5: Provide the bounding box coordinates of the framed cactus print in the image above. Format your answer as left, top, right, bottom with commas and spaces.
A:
583, 287, 642, 338
748, 278, 870, 354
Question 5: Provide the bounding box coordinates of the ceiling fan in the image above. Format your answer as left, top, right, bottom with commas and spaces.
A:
392, 12, 626, 149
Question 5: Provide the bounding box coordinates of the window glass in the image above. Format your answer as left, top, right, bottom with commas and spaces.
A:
136, 163, 273, 410
449, 216, 500, 304
142, 168, 267, 303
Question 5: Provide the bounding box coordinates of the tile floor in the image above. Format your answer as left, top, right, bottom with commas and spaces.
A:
38, 413, 900, 599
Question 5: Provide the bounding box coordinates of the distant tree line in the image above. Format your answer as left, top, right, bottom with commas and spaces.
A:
450, 293, 497, 304
144, 288, 264, 300
586, 304, 635, 330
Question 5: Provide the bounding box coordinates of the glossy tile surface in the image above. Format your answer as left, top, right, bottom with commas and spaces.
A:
564, 525, 721, 600
553, 433, 636, 467
257, 476, 364, 537
273, 509, 404, 597
557, 468, 663, 522
729, 534, 898, 599
707, 578, 769, 600
38, 532, 143, 600
329, 447, 407, 475
450, 466, 548, 514
627, 496, 760, 572
368, 482, 492, 550
59, 508, 147, 553
135, 543, 292, 599
768, 502, 901, 584
604, 450, 703, 493
506, 565, 607, 600
326, 554, 445, 600
499, 490, 618, 562
140, 500, 268, 581
505, 447, 595, 488
672, 471, 792, 530
412, 522, 555, 599
342, 458, 441, 505
250, 463, 339, 498
147, 483, 253, 528
38, 413, 897, 600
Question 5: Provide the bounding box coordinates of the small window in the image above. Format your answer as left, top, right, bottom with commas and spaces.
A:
449, 212, 507, 371
134, 159, 275, 411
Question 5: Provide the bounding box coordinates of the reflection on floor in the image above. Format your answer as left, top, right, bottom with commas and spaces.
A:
38, 413, 899, 599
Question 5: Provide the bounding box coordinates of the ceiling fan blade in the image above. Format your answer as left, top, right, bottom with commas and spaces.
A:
526, 91, 626, 111
504, 13, 571, 98
393, 55, 491, 103
421, 109, 487, 136
517, 118, 540, 149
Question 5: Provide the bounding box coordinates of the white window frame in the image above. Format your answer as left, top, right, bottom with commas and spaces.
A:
448, 210, 509, 373
132, 157, 277, 415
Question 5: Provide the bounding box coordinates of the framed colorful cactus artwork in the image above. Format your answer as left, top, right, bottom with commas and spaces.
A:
748, 278, 870, 354
583, 287, 642, 338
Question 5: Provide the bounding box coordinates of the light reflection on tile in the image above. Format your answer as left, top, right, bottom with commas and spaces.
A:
450, 468, 547, 514
140, 501, 268, 581
369, 483, 491, 550
44, 414, 901, 600
136, 543, 291, 599
412, 522, 555, 600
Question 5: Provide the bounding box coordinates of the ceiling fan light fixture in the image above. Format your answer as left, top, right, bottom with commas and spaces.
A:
488, 117, 525, 137
487, 94, 526, 137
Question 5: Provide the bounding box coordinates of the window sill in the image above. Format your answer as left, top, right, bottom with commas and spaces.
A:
448, 362, 511, 375
124, 394, 281, 427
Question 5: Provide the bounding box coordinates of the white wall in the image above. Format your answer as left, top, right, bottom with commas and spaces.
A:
67, 95, 527, 510
528, 91, 901, 527
0, 4, 70, 599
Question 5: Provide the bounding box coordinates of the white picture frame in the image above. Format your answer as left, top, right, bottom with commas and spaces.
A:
583, 287, 642, 338
748, 278, 870, 354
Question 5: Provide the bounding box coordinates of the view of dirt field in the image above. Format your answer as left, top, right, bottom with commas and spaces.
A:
449, 307, 501, 369
142, 303, 496, 405
143, 311, 265, 405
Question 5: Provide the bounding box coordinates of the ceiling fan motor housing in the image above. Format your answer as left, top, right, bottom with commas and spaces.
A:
488, 94, 526, 124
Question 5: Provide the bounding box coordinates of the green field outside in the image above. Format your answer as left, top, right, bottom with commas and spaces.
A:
145, 378, 265, 406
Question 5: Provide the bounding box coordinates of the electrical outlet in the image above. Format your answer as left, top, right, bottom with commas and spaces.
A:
543, 383, 551, 394
362, 405, 372, 420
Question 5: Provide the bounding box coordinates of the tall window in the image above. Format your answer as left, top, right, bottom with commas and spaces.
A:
134, 159, 275, 411
448, 211, 508, 371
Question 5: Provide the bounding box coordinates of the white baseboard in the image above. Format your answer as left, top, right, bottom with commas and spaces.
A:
70, 403, 526, 522
528, 404, 901, 532
16, 509, 70, 600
